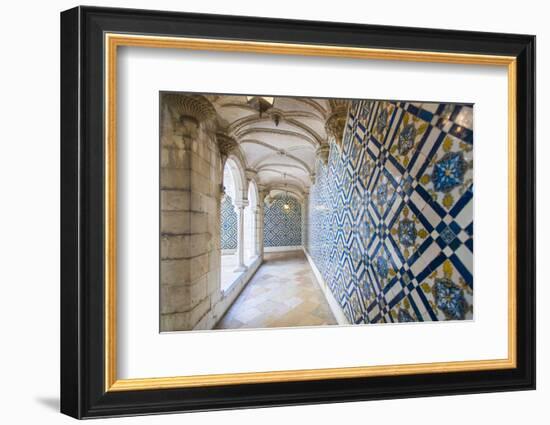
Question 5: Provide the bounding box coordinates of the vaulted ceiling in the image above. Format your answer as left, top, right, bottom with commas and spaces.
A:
207, 95, 351, 198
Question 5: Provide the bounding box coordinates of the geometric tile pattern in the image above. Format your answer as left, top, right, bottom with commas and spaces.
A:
307, 100, 473, 324
264, 195, 302, 247
221, 194, 237, 250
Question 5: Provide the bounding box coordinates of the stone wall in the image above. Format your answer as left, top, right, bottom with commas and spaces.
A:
159, 93, 224, 332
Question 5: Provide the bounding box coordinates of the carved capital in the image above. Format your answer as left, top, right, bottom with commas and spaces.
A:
315, 144, 330, 166
161, 93, 216, 144
258, 188, 272, 206
324, 99, 350, 149
245, 169, 258, 181
216, 132, 238, 164
309, 173, 316, 185
325, 110, 347, 149
257, 185, 268, 201
234, 199, 249, 209
218, 183, 226, 200
162, 93, 216, 132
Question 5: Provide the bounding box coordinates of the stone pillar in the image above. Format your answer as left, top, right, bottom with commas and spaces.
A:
325, 99, 349, 151
159, 93, 222, 332
234, 202, 249, 272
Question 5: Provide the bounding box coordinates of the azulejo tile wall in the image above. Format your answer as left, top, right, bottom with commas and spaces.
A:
221, 194, 237, 250
264, 195, 302, 247
307, 100, 473, 324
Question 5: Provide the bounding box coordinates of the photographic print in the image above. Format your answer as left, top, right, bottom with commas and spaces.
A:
159, 93, 474, 332
61, 8, 535, 417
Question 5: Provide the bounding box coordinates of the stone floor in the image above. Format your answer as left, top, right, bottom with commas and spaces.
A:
215, 251, 337, 330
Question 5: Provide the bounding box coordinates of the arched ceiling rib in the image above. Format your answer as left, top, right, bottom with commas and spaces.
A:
258, 169, 309, 188
229, 113, 324, 145
211, 95, 351, 196
256, 162, 310, 175
235, 128, 319, 149
240, 139, 313, 174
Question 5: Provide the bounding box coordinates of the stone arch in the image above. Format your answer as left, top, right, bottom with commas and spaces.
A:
247, 176, 260, 206
224, 154, 247, 205
222, 154, 249, 272
266, 184, 305, 203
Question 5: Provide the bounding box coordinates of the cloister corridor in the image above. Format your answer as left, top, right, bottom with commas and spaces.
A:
216, 251, 337, 330
159, 93, 474, 332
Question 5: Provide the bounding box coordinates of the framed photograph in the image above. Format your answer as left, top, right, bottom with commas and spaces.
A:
60, 6, 536, 419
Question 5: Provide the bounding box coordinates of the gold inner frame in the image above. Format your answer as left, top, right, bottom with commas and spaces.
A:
104, 33, 517, 392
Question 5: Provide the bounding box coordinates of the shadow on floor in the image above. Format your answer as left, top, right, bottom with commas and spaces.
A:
35, 396, 59, 411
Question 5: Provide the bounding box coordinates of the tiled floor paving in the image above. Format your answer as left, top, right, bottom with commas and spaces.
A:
215, 251, 337, 329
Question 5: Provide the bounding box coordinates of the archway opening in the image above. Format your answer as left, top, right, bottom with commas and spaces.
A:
220, 161, 240, 291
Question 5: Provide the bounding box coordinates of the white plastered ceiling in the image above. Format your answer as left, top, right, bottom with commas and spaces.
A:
208, 94, 351, 200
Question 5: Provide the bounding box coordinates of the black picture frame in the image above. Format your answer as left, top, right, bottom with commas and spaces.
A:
60, 5, 536, 419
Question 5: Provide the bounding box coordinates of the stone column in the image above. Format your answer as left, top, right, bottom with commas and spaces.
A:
234, 201, 249, 272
